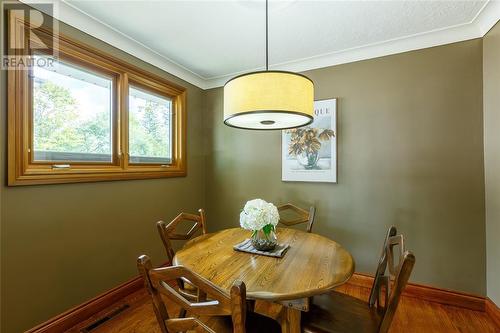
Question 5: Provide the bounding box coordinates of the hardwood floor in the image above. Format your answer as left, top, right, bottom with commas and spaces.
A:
67, 283, 499, 333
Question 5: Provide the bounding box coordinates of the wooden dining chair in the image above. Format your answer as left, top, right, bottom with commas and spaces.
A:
157, 209, 207, 265
302, 226, 415, 333
277, 203, 316, 233
157, 209, 207, 302
137, 255, 281, 333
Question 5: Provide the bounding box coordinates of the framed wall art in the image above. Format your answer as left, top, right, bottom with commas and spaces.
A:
282, 98, 337, 183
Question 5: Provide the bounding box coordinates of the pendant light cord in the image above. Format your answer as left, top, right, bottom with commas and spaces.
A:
266, 0, 269, 71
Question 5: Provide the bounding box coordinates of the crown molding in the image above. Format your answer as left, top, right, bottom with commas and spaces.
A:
476, 0, 500, 35
205, 22, 483, 88
21, 0, 500, 90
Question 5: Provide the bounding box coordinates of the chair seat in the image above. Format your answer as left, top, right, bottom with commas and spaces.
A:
302, 291, 382, 333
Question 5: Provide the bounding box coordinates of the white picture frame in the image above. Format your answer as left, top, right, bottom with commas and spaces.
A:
281, 98, 337, 183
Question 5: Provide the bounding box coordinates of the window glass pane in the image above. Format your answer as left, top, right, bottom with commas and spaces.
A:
32, 55, 113, 162
128, 86, 172, 164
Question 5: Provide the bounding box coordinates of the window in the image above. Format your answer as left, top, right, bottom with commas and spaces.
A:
128, 85, 172, 164
7, 15, 186, 185
32, 55, 114, 163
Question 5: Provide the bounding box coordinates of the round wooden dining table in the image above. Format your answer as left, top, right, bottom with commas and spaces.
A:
173, 227, 355, 333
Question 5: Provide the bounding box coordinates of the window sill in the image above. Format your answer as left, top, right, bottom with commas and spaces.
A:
8, 167, 187, 186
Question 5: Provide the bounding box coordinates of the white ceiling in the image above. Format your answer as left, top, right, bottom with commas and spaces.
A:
31, 1, 500, 89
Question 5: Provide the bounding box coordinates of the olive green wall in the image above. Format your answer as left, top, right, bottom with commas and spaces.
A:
483, 22, 500, 306
0, 7, 491, 332
204, 39, 486, 295
0, 14, 206, 333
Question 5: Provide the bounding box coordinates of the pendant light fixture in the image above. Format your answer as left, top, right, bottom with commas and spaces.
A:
223, 0, 314, 130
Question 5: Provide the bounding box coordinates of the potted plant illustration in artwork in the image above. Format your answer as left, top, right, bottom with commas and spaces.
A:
286, 127, 335, 169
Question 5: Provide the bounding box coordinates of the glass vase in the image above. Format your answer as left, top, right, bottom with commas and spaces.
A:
251, 228, 277, 251
297, 151, 320, 169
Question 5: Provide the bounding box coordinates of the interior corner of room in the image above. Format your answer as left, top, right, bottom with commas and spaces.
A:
0, 0, 499, 332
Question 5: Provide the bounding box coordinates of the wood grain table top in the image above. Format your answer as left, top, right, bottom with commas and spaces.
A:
173, 228, 355, 302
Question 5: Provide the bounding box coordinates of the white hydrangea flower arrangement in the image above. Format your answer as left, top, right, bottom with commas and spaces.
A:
240, 199, 279, 237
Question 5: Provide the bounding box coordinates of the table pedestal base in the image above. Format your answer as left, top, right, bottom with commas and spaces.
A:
280, 307, 301, 333
254, 299, 306, 333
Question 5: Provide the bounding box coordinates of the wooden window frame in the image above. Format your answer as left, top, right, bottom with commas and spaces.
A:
7, 14, 187, 186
